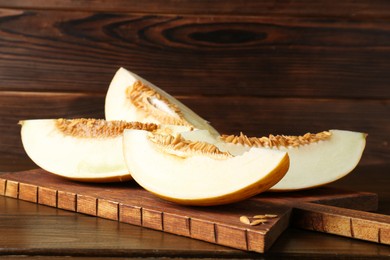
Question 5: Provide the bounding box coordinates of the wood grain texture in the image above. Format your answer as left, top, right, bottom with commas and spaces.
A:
330, 164, 390, 216
38, 187, 57, 207
77, 195, 97, 216
119, 204, 141, 226
98, 199, 119, 221
0, 9, 389, 98
292, 202, 390, 245
0, 199, 389, 259
57, 190, 76, 211
4, 180, 18, 198
0, 0, 389, 17
18, 182, 37, 203
0, 196, 245, 258
1, 169, 388, 253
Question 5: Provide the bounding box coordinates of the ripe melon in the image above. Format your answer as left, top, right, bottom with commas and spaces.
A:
105, 67, 219, 136
20, 119, 158, 182
122, 128, 290, 206
218, 130, 367, 191
19, 67, 367, 196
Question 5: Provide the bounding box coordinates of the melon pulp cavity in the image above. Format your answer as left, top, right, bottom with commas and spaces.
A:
105, 67, 219, 136
218, 129, 367, 191
122, 128, 290, 206
20, 118, 159, 182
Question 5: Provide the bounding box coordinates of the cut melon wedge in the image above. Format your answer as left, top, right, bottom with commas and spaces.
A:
218, 129, 367, 191
122, 128, 289, 206
105, 67, 219, 136
20, 119, 158, 182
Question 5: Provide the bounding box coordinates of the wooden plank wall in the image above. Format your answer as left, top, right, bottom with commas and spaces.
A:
0, 1, 389, 171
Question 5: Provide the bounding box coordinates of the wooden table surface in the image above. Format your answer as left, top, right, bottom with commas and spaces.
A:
0, 0, 389, 259
1, 163, 389, 259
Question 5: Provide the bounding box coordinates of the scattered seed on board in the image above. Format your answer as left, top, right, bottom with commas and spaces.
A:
239, 216, 251, 225
239, 214, 278, 226
250, 219, 268, 226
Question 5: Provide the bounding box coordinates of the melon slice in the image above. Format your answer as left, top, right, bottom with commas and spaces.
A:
105, 67, 219, 136
20, 118, 158, 182
218, 130, 367, 191
122, 128, 289, 206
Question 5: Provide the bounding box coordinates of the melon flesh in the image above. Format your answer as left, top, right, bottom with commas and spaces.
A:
217, 130, 366, 191
122, 129, 289, 206
20, 119, 132, 182
105, 67, 219, 136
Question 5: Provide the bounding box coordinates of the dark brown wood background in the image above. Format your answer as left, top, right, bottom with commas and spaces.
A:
0, 1, 389, 172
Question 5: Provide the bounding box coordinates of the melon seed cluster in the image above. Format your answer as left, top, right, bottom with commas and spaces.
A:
221, 131, 332, 148
127, 80, 191, 126
55, 118, 158, 138
148, 132, 232, 159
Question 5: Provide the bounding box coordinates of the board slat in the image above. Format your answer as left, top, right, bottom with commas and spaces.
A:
119, 204, 141, 226
18, 182, 37, 203
57, 190, 76, 211
4, 180, 18, 198
77, 195, 97, 216
38, 187, 57, 207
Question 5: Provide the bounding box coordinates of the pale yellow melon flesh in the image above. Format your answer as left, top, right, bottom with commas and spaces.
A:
20, 119, 157, 182
217, 130, 367, 191
105, 67, 219, 136
122, 129, 290, 206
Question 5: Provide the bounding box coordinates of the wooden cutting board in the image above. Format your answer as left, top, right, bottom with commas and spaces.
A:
1, 169, 389, 253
